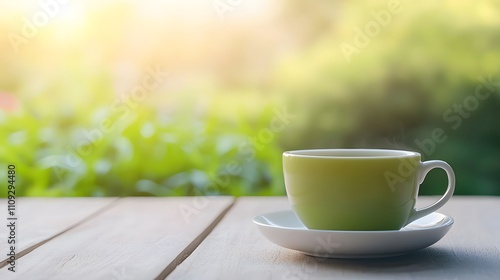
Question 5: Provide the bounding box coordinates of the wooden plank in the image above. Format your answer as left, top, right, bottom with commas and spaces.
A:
0, 198, 117, 267
0, 196, 233, 279
168, 196, 500, 279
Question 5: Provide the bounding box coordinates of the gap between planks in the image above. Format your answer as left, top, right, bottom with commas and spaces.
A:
154, 199, 236, 280
0, 197, 121, 268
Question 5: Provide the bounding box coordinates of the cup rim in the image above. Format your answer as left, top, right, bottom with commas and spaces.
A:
283, 149, 420, 159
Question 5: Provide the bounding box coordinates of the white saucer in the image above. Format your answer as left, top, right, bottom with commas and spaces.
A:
253, 211, 453, 258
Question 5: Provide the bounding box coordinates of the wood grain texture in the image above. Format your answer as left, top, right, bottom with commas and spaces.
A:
169, 196, 500, 280
0, 196, 233, 280
0, 198, 117, 267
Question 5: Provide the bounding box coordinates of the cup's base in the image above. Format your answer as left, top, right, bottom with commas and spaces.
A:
291, 203, 411, 231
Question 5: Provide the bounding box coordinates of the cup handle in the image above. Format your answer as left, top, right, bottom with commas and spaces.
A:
406, 160, 455, 225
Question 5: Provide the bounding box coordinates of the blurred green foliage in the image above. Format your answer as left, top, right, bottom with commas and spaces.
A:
1, 0, 500, 197
274, 1, 500, 195
0, 101, 284, 196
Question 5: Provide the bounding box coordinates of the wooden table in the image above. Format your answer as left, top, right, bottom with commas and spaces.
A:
0, 196, 499, 279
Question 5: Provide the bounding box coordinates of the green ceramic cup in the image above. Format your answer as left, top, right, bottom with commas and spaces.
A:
283, 149, 455, 231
